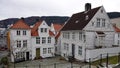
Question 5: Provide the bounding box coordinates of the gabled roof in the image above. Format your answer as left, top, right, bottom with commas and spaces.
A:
31, 21, 42, 36
53, 23, 63, 31
31, 21, 55, 36
61, 6, 101, 31
113, 25, 120, 32
11, 18, 30, 29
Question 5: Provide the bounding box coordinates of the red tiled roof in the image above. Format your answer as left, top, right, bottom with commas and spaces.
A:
11, 19, 30, 29
31, 21, 55, 36
113, 25, 120, 32
31, 21, 42, 36
61, 6, 101, 31
53, 23, 63, 31
49, 30, 55, 36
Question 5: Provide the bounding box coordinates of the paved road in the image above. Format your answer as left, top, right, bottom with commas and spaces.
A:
9, 56, 97, 68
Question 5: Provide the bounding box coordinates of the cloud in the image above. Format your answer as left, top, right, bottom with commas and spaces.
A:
0, 0, 119, 20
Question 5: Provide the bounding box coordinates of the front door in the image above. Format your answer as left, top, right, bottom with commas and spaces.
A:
36, 48, 40, 59
26, 52, 29, 60
72, 44, 75, 58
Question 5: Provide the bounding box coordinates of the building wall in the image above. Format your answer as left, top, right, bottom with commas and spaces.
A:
10, 29, 31, 62
61, 31, 86, 61
61, 6, 115, 61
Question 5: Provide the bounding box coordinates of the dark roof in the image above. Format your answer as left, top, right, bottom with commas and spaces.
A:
61, 6, 101, 31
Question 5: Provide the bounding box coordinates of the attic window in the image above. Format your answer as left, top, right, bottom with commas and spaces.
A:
101, 9, 103, 13
86, 15, 89, 20
75, 20, 79, 23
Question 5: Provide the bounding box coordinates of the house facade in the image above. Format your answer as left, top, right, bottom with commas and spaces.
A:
9, 18, 55, 62
10, 19, 31, 62
31, 20, 55, 59
60, 3, 120, 62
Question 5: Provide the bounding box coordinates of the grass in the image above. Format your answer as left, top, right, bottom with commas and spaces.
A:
91, 56, 119, 65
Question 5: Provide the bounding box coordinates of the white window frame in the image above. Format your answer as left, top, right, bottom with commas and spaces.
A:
43, 48, 47, 54
23, 30, 26, 35
48, 37, 51, 43
42, 37, 46, 44
78, 46, 82, 55
36, 37, 40, 44
23, 40, 27, 47
96, 18, 100, 27
17, 30, 20, 35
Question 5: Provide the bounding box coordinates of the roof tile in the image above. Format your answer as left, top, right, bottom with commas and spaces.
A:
11, 19, 30, 29
61, 6, 101, 31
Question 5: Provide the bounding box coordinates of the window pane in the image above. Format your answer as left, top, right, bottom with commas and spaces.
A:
42, 37, 46, 44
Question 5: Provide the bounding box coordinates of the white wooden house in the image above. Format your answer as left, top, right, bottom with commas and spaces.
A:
31, 20, 55, 59
60, 3, 120, 62
9, 18, 55, 62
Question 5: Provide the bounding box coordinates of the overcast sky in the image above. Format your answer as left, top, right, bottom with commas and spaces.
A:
0, 0, 120, 20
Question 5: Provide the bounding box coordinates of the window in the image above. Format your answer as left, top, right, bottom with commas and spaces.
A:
43, 48, 47, 54
15, 52, 24, 59
64, 43, 69, 51
48, 37, 51, 43
48, 48, 51, 53
102, 19, 105, 27
36, 37, 40, 44
23, 40, 27, 47
64, 43, 66, 50
17, 30, 20, 35
118, 34, 120, 38
23, 31, 26, 35
66, 44, 69, 51
62, 32, 69, 39
42, 37, 46, 44
79, 32, 83, 40
117, 40, 120, 45
45, 28, 47, 32
72, 32, 75, 39
41, 28, 47, 33
17, 40, 21, 48
101, 9, 103, 13
96, 18, 100, 27
41, 28, 43, 32
92, 22, 94, 26
78, 46, 82, 55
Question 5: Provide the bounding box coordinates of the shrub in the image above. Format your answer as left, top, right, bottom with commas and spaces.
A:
1, 57, 8, 65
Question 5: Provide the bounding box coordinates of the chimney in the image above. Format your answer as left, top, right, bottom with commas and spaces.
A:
85, 3, 91, 11
21, 17, 24, 21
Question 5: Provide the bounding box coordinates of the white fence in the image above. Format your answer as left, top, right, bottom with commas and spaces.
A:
86, 47, 120, 62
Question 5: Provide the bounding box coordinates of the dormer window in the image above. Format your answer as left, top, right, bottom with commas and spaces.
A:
75, 20, 79, 23
41, 28, 47, 33
86, 15, 89, 20
101, 9, 103, 13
